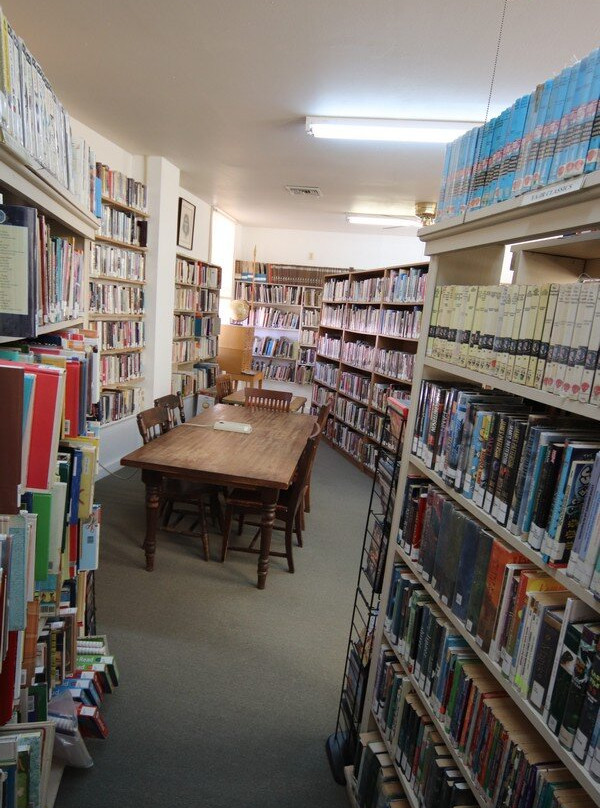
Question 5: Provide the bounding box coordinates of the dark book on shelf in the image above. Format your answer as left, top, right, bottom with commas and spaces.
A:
419, 491, 450, 584
451, 517, 482, 624
558, 623, 600, 749
0, 204, 38, 338
464, 529, 494, 637
528, 607, 565, 713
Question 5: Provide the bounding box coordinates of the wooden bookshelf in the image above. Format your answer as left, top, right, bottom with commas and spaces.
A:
171, 253, 221, 398
314, 263, 429, 475
92, 172, 149, 425
233, 262, 347, 384
361, 172, 600, 805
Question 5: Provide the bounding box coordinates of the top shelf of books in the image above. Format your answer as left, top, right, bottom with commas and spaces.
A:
419, 170, 600, 255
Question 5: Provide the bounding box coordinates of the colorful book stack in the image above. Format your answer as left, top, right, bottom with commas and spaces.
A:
0, 327, 120, 802
411, 381, 600, 576
391, 468, 600, 787
437, 47, 600, 221
427, 281, 600, 406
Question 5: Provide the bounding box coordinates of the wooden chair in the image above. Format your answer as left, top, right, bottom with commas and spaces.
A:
215, 374, 235, 403
220, 425, 320, 573
304, 398, 333, 515
154, 393, 185, 427
136, 404, 211, 561
244, 387, 292, 412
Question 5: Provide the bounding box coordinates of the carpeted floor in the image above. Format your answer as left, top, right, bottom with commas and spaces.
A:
56, 441, 370, 807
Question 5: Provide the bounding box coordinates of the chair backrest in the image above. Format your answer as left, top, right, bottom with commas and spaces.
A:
286, 427, 320, 513
317, 398, 333, 433
137, 405, 171, 445
244, 387, 292, 412
215, 374, 234, 403
154, 393, 185, 427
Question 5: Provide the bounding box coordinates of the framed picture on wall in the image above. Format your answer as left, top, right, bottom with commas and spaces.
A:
177, 198, 196, 250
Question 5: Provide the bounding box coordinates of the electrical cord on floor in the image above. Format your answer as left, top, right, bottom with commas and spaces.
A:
98, 462, 140, 481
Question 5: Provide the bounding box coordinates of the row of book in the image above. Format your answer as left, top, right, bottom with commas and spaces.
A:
302, 309, 320, 327
300, 329, 316, 346
193, 313, 220, 339
326, 418, 365, 464
38, 214, 85, 327
172, 336, 218, 364
0, 10, 75, 193
235, 262, 335, 286
429, 281, 600, 405
413, 379, 600, 572
373, 635, 589, 808
88, 282, 144, 316
323, 268, 428, 305
99, 205, 148, 248
395, 479, 600, 767
174, 287, 218, 313
373, 349, 414, 382
248, 308, 300, 329
317, 335, 342, 360
96, 320, 144, 351
322, 304, 346, 328
99, 385, 143, 425
91, 243, 146, 283
252, 336, 298, 359
437, 47, 600, 220
96, 164, 147, 212
250, 359, 295, 381
299, 347, 316, 365
294, 365, 313, 384
175, 259, 220, 289
173, 313, 196, 339
335, 398, 386, 445
235, 281, 303, 305
100, 352, 142, 386
314, 360, 339, 388
351, 733, 408, 808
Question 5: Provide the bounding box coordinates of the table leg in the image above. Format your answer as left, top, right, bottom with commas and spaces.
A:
258, 488, 278, 589
141, 469, 161, 572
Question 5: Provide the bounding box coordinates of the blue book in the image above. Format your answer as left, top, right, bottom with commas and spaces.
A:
68, 448, 83, 526
563, 53, 597, 178
496, 99, 519, 202
462, 409, 492, 499
554, 56, 591, 181
447, 132, 469, 219
489, 108, 513, 205
468, 119, 494, 211
522, 78, 555, 194
584, 49, 600, 173
517, 428, 571, 537
513, 83, 547, 195
437, 141, 454, 219
451, 518, 481, 623
532, 67, 571, 189
548, 62, 581, 184
94, 176, 102, 217
463, 126, 483, 212
79, 503, 101, 571
7, 518, 26, 630
480, 112, 504, 207
572, 48, 600, 177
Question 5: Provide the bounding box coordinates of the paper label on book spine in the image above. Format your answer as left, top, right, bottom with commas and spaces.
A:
529, 681, 545, 709
0, 224, 28, 314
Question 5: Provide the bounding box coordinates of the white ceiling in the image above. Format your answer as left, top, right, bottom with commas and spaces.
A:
4, 0, 600, 233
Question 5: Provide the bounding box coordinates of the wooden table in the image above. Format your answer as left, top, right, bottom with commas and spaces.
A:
222, 389, 307, 412
121, 403, 316, 588
228, 370, 264, 389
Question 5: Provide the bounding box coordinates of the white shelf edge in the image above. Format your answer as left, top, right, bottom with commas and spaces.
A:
393, 542, 600, 804
424, 357, 600, 422
409, 454, 600, 615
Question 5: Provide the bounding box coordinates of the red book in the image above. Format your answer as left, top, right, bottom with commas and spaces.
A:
0, 630, 18, 725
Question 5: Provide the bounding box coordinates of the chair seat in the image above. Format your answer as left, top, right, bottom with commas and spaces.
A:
226, 488, 291, 511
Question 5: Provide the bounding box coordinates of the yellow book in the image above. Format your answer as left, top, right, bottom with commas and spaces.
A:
426, 285, 441, 357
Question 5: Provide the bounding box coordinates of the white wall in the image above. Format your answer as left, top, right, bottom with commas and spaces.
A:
235, 226, 426, 269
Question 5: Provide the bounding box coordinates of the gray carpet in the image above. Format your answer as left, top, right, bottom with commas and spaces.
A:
56, 442, 370, 807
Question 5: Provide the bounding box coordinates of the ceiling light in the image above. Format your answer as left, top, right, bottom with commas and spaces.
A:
346, 214, 419, 228
306, 116, 480, 144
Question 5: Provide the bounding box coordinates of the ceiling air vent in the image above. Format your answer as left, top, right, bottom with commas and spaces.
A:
285, 185, 322, 198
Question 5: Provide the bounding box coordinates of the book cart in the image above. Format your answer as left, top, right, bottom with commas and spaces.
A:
354, 174, 600, 808
327, 399, 409, 784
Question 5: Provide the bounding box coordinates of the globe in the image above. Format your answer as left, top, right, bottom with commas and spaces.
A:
230, 299, 250, 323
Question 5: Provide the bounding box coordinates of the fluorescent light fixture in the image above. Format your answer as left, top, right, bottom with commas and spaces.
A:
346, 214, 419, 228
306, 116, 480, 144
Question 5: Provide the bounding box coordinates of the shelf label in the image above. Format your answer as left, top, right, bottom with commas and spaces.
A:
520, 176, 584, 206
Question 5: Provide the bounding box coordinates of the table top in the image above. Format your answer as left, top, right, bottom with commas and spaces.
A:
121, 403, 316, 489
222, 389, 307, 411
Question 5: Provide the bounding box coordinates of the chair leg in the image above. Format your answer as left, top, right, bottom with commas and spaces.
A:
237, 511, 245, 535
221, 505, 233, 562
197, 503, 210, 561
304, 484, 311, 513
284, 519, 295, 574
210, 492, 224, 532
295, 509, 303, 548
161, 499, 173, 527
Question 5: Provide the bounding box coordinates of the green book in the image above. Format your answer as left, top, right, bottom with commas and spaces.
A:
31, 492, 52, 581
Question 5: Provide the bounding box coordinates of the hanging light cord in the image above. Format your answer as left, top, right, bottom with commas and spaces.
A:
484, 0, 510, 125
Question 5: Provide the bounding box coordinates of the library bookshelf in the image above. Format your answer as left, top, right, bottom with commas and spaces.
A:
172, 254, 222, 398
313, 263, 428, 475
0, 126, 112, 806
91, 171, 149, 425
359, 172, 600, 806
233, 262, 346, 384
